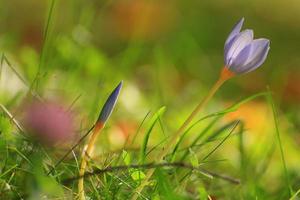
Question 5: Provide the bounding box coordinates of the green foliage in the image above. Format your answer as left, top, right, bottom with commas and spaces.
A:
155, 169, 186, 200
198, 186, 208, 200
267, 90, 292, 195
0, 0, 299, 199
188, 148, 199, 167
130, 170, 146, 182
140, 106, 166, 163
0, 114, 13, 141
122, 150, 131, 165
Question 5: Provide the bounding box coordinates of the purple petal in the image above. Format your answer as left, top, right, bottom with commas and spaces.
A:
237, 39, 270, 74
225, 29, 253, 65
228, 43, 252, 73
224, 18, 244, 51
97, 81, 123, 123
224, 34, 238, 64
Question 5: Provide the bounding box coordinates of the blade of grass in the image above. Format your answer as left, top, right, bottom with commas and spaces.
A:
145, 133, 172, 158
140, 107, 166, 163
30, 0, 56, 91
174, 117, 220, 162
179, 120, 238, 162
145, 116, 168, 157
47, 124, 95, 175
7, 147, 32, 166
1, 54, 43, 101
179, 135, 235, 152
256, 143, 276, 180
238, 122, 246, 179
171, 91, 269, 162
179, 121, 240, 183
267, 88, 292, 196
129, 110, 151, 147
1, 54, 27, 85
67, 94, 82, 112
0, 103, 25, 134
289, 188, 300, 200
167, 93, 266, 185
0, 53, 4, 77
155, 169, 182, 200
0, 164, 18, 179
201, 120, 239, 162
205, 91, 270, 118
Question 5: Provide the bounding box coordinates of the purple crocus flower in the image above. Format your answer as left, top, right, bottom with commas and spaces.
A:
97, 81, 123, 124
224, 18, 270, 74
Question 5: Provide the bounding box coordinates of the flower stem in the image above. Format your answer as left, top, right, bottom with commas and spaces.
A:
131, 67, 233, 200
78, 123, 104, 200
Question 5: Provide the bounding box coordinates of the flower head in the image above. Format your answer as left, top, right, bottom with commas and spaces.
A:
23, 101, 75, 145
97, 81, 123, 124
224, 18, 270, 74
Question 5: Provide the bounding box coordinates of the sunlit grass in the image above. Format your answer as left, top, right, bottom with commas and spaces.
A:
0, 0, 300, 199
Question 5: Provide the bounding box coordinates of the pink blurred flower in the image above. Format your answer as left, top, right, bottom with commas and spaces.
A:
23, 101, 75, 145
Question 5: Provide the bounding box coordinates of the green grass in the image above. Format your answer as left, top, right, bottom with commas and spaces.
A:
1, 0, 300, 199
1, 87, 295, 199
140, 106, 166, 164
267, 88, 292, 196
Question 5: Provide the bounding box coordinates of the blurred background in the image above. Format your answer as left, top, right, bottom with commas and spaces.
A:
0, 0, 300, 199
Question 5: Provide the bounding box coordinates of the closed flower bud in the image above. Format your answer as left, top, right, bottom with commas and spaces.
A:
224, 18, 270, 74
97, 81, 123, 124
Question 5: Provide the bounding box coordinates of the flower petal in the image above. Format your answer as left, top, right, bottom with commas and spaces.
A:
228, 43, 252, 73
225, 29, 253, 66
237, 39, 270, 74
224, 18, 244, 54
224, 34, 238, 64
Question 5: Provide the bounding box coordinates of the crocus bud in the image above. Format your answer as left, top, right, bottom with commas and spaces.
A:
97, 81, 123, 124
23, 101, 74, 145
224, 18, 270, 74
